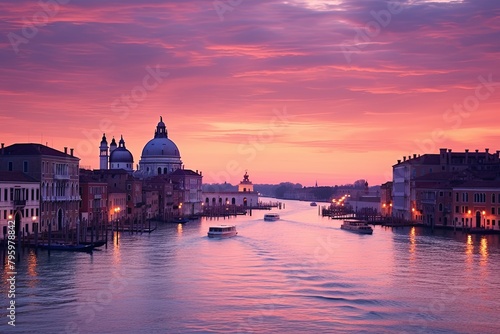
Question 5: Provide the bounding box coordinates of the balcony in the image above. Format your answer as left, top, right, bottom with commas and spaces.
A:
54, 174, 70, 180
14, 200, 26, 208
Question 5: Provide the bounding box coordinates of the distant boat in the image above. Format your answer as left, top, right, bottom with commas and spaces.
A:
207, 225, 238, 238
38, 243, 94, 252
264, 213, 280, 221
340, 220, 373, 235
310, 202, 317, 206
171, 217, 189, 224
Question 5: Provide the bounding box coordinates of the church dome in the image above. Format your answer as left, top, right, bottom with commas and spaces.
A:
110, 136, 133, 163
140, 116, 181, 158
139, 116, 182, 177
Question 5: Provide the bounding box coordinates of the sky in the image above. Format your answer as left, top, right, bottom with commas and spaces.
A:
1, 0, 499, 186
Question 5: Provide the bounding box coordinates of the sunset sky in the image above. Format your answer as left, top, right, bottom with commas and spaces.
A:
1, 0, 499, 186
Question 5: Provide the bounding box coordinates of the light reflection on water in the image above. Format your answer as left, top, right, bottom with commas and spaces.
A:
1, 198, 500, 334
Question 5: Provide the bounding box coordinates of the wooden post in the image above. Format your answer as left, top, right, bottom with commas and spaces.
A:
48, 223, 52, 248
34, 223, 38, 249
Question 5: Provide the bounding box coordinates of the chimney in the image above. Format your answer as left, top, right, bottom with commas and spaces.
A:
64, 147, 68, 154
70, 148, 74, 157
403, 157, 406, 161
496, 151, 500, 162
465, 149, 469, 164
397, 159, 401, 164
413, 154, 417, 159
1, 143, 4, 155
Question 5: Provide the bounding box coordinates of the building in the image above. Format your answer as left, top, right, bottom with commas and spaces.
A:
0, 143, 80, 232
238, 171, 254, 192
452, 180, 500, 231
99, 134, 134, 172
203, 172, 259, 208
380, 181, 393, 217
169, 169, 203, 216
0, 171, 40, 237
138, 117, 182, 177
79, 173, 108, 228
392, 148, 499, 220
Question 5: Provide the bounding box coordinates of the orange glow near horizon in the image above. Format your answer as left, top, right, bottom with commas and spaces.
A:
1, 1, 499, 186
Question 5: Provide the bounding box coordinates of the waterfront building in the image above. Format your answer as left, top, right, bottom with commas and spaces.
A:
0, 171, 40, 237
169, 169, 203, 216
81, 169, 144, 224
79, 173, 108, 227
203, 172, 259, 208
380, 181, 393, 217
142, 175, 174, 221
392, 148, 499, 220
0, 143, 80, 232
452, 180, 500, 231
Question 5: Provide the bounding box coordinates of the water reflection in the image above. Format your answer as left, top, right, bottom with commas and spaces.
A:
465, 234, 474, 267
409, 227, 416, 261
480, 237, 488, 265
177, 223, 183, 234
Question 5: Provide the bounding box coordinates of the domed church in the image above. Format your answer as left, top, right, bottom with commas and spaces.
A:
99, 134, 134, 171
138, 116, 182, 177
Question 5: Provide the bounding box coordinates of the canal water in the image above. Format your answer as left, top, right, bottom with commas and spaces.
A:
1, 199, 500, 334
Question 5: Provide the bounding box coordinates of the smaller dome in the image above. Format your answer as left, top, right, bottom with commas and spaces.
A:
110, 148, 133, 163
110, 135, 133, 163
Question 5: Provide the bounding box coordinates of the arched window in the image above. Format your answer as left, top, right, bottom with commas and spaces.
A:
232, 198, 236, 205
164, 167, 168, 174
205, 198, 209, 205
212, 198, 216, 205
157, 167, 162, 174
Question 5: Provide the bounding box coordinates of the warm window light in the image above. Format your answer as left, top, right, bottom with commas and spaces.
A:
32, 216, 37, 221
412, 208, 415, 212
390, 203, 393, 207
382, 203, 386, 207
467, 210, 471, 214
8, 215, 13, 220
482, 211, 486, 215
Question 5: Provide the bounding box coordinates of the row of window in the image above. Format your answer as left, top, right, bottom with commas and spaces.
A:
2, 208, 40, 220
0, 187, 40, 202
455, 192, 500, 203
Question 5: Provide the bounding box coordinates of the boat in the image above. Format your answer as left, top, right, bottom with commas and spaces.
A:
80, 240, 106, 248
38, 242, 94, 252
172, 217, 189, 224
310, 202, 317, 206
340, 220, 373, 235
264, 213, 280, 221
207, 225, 238, 238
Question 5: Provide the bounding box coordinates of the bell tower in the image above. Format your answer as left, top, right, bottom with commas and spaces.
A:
99, 133, 109, 170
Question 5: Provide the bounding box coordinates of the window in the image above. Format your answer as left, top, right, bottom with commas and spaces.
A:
439, 191, 444, 197
492, 208, 496, 215
462, 193, 468, 202
439, 203, 443, 212
493, 220, 496, 226
8, 162, 13, 171
23, 161, 28, 173
492, 194, 496, 203
455, 206, 459, 213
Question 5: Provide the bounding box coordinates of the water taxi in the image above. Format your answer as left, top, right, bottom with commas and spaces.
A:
207, 225, 238, 238
264, 213, 280, 221
310, 202, 317, 206
340, 220, 373, 235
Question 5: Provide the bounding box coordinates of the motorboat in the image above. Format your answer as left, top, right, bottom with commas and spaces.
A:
207, 225, 238, 238
310, 202, 317, 206
340, 220, 373, 235
264, 213, 280, 221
